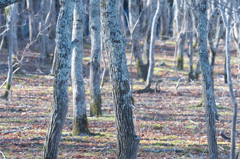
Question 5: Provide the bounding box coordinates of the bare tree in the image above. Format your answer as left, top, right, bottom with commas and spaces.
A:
100, 0, 140, 158
42, 0, 75, 158
89, 0, 102, 117
220, 0, 238, 158
71, 0, 89, 135
197, 0, 218, 158
1, 3, 17, 100
146, 0, 162, 88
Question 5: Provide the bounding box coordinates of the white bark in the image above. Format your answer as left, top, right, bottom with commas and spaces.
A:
42, 0, 75, 158
71, 0, 89, 135
1, 3, 17, 99
89, 0, 102, 117
146, 0, 162, 88
220, 0, 238, 158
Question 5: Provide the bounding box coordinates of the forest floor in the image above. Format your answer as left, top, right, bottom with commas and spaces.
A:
0, 38, 240, 158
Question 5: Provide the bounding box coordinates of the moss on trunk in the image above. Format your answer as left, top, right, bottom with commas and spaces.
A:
177, 54, 184, 70
90, 94, 102, 117
72, 114, 89, 136
2, 82, 11, 99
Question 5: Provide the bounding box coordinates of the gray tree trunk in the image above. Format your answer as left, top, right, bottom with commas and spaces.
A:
0, 0, 22, 8
141, 0, 157, 81
89, 0, 102, 117
160, 0, 169, 40
26, 0, 35, 42
175, 0, 185, 70
17, 1, 24, 39
146, 0, 162, 88
50, 0, 56, 40
71, 0, 89, 135
100, 0, 140, 158
1, 4, 17, 99
42, 0, 75, 158
186, 4, 194, 82
129, 0, 144, 79
220, 0, 238, 158
198, 0, 218, 158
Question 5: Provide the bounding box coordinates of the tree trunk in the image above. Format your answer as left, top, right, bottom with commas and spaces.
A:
129, 0, 144, 79
89, 0, 102, 117
175, 0, 185, 70
17, 1, 24, 39
220, 0, 238, 158
141, 0, 157, 81
146, 0, 162, 88
71, 0, 89, 135
42, 1, 75, 158
26, 0, 35, 42
0, 0, 22, 8
1, 4, 17, 99
100, 0, 140, 158
198, 0, 218, 158
160, 0, 169, 40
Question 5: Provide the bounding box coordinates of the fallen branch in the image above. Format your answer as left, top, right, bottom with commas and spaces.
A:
2, 126, 31, 135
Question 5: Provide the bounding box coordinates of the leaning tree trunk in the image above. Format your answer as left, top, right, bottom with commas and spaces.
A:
100, 0, 140, 158
220, 0, 238, 158
71, 0, 89, 135
141, 0, 157, 81
146, 0, 162, 88
198, 0, 218, 158
42, 0, 75, 158
1, 3, 17, 100
89, 0, 102, 117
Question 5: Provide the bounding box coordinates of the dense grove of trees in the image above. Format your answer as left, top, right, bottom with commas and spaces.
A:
1, 0, 240, 158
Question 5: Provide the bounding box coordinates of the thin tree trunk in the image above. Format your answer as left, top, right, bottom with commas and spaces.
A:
129, 0, 144, 79
146, 0, 162, 88
71, 0, 89, 135
160, 0, 169, 40
89, 0, 102, 117
42, 1, 75, 158
1, 4, 17, 99
141, 0, 157, 81
17, 1, 24, 39
198, 0, 218, 158
100, 0, 140, 158
26, 0, 34, 42
220, 0, 238, 158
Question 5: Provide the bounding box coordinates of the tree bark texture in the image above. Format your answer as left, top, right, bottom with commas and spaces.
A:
220, 0, 238, 158
42, 0, 74, 158
146, 0, 162, 88
0, 0, 22, 8
129, 0, 144, 79
100, 0, 140, 158
71, 0, 89, 135
2, 4, 17, 99
175, 0, 185, 70
160, 0, 169, 40
141, 0, 157, 81
198, 0, 218, 158
89, 0, 102, 117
